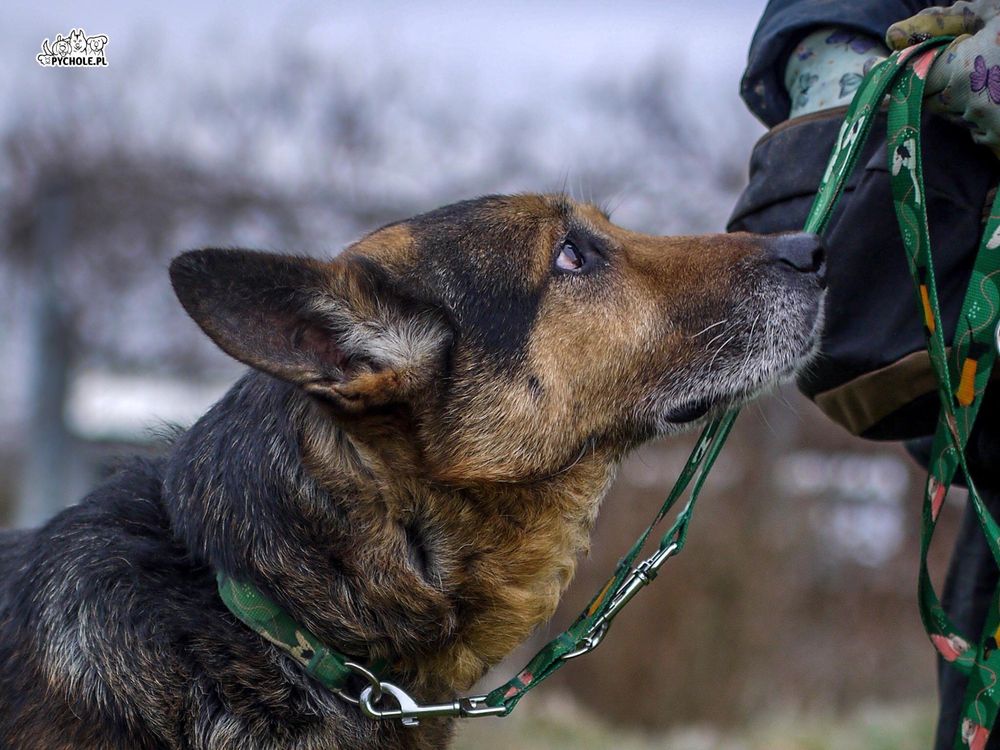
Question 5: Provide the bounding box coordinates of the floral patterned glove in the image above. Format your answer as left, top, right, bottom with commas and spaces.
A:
886, 0, 998, 47
887, 1, 1000, 156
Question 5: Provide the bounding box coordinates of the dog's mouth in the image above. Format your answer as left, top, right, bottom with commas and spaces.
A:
661, 389, 754, 427
661, 292, 826, 428
662, 396, 714, 424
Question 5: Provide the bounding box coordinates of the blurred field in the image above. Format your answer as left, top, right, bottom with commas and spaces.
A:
454, 695, 936, 750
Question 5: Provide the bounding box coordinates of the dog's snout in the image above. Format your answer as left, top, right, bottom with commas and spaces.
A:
765, 232, 826, 286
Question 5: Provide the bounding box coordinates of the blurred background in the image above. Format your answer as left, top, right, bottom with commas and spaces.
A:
1, 1, 961, 746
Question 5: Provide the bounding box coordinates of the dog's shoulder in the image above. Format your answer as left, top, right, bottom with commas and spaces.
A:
1, 455, 174, 595
0, 456, 183, 748
0, 452, 383, 750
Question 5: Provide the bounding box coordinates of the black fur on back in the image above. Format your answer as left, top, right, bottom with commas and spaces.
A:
0, 372, 448, 750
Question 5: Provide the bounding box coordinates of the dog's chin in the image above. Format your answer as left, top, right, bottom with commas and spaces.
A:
657, 297, 826, 432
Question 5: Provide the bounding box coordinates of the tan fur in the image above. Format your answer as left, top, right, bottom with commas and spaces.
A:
289, 196, 822, 696
345, 223, 416, 270
149, 192, 823, 748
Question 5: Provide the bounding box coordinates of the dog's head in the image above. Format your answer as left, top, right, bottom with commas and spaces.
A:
171, 194, 824, 484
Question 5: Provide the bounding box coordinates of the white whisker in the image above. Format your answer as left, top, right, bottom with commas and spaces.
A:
709, 333, 739, 369
688, 318, 730, 340
740, 313, 761, 373
704, 326, 733, 350
755, 400, 779, 438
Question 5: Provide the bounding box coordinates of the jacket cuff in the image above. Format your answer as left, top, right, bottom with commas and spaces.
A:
740, 0, 932, 126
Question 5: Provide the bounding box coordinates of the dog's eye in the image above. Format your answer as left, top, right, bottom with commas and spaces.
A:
555, 241, 584, 273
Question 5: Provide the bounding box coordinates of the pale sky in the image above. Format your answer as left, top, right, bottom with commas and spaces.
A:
5, 1, 768, 124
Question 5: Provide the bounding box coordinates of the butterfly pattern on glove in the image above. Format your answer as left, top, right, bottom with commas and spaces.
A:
826, 29, 880, 55
970, 54, 1000, 104
888, 5, 1000, 156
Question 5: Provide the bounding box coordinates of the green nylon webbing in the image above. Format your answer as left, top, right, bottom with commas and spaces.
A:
819, 37, 1000, 748
217, 574, 361, 689
216, 38, 1000, 735
883, 46, 1000, 749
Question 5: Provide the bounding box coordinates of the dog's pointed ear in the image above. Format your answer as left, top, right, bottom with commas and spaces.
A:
169, 249, 452, 413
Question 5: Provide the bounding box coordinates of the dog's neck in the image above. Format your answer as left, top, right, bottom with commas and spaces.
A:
163, 372, 617, 697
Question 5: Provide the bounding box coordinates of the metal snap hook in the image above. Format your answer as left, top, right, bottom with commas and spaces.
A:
359, 681, 506, 727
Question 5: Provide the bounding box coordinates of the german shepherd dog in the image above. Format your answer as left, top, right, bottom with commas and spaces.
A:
0, 195, 825, 749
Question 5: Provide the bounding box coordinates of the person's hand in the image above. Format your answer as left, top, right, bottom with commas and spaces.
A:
886, 2, 1000, 156
886, 0, 998, 48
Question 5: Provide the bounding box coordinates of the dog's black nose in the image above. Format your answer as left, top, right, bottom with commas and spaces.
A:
765, 232, 826, 286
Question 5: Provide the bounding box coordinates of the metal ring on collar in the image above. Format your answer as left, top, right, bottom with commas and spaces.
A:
335, 661, 383, 706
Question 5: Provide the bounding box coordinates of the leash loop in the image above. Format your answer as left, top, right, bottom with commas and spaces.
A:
882, 39, 1000, 744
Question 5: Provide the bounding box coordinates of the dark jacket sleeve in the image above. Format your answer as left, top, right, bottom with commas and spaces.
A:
741, 0, 938, 126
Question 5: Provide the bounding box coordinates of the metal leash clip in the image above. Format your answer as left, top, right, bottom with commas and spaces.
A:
359, 682, 506, 727
561, 541, 680, 662
340, 661, 504, 726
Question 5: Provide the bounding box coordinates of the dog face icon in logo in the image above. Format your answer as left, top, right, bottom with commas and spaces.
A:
37, 28, 109, 67
50, 35, 71, 57
69, 29, 87, 54
88, 35, 109, 57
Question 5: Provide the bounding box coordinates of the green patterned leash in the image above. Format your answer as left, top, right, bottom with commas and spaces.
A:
796, 35, 1000, 747
479, 408, 739, 714
217, 574, 386, 698
884, 44, 1000, 750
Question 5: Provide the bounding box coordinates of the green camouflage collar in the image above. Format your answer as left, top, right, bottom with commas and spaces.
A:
216, 573, 375, 692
